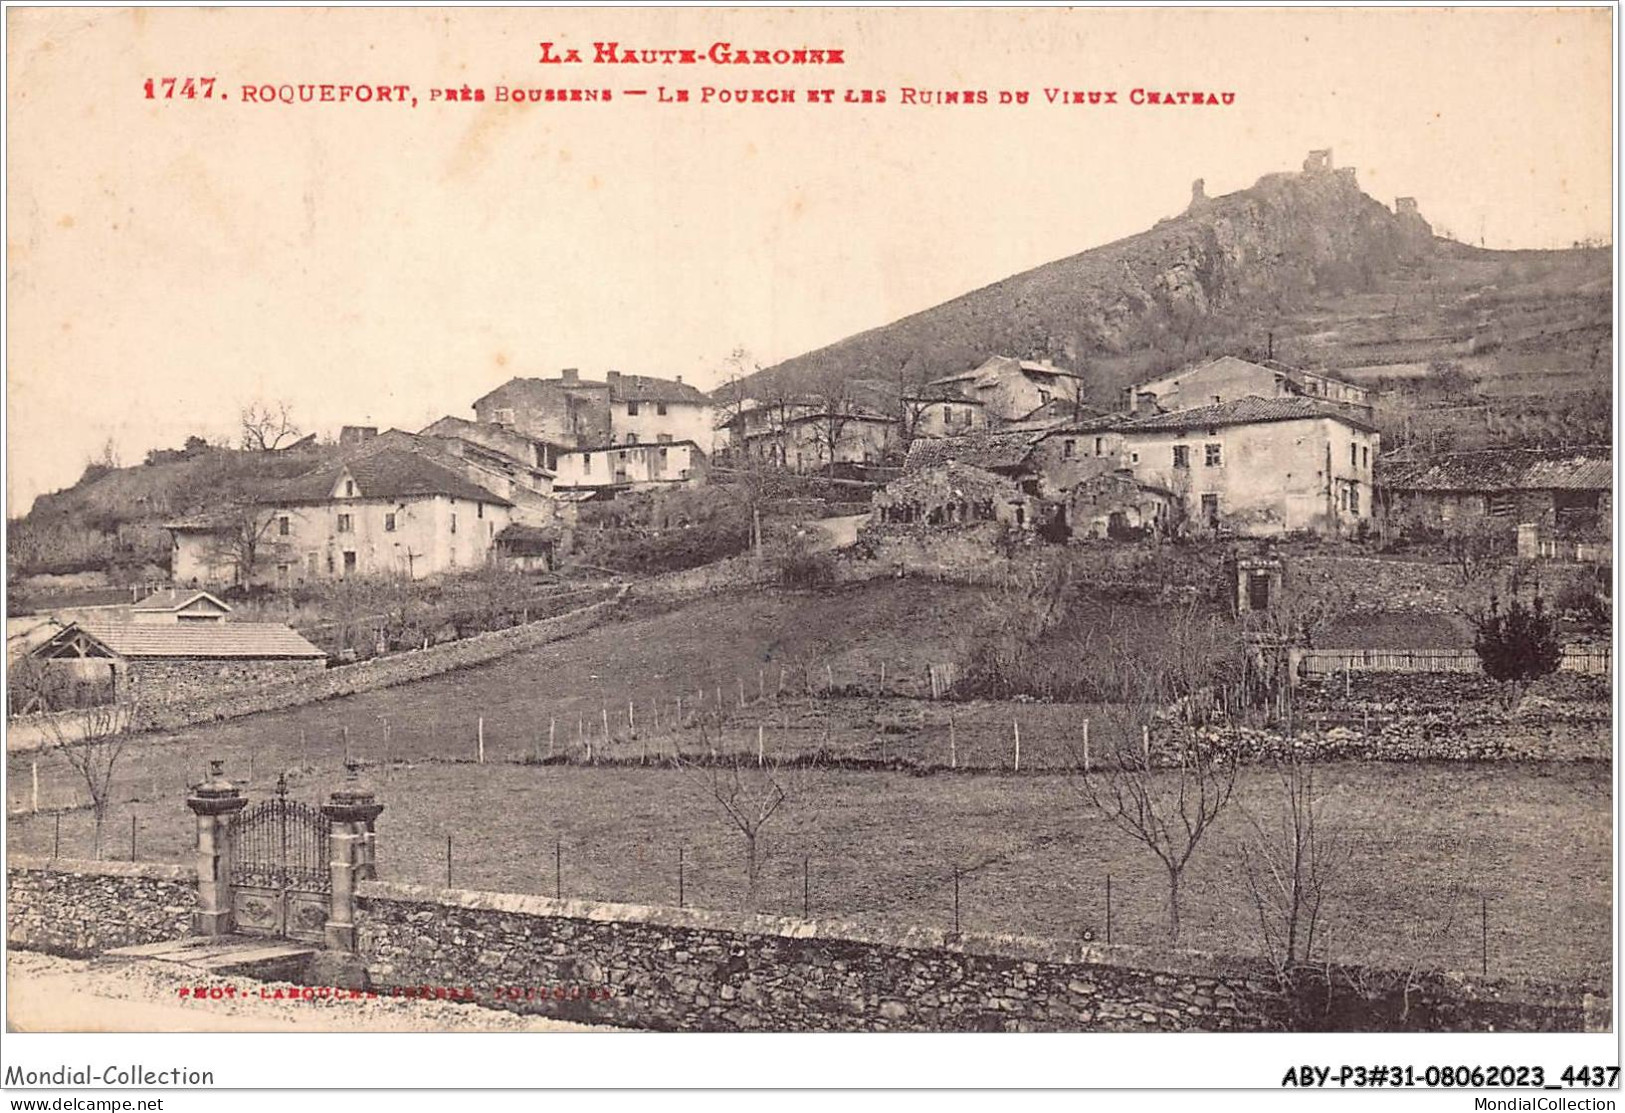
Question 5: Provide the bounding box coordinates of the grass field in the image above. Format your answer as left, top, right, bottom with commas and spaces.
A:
5, 581, 1612, 988
8, 759, 1609, 986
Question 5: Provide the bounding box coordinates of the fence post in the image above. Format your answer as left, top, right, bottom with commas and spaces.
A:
130, 814, 137, 861
446, 834, 453, 886
186, 760, 246, 937
1481, 895, 1489, 976
678, 846, 685, 908
555, 835, 562, 900
477, 718, 485, 764
1106, 874, 1113, 945
803, 856, 810, 918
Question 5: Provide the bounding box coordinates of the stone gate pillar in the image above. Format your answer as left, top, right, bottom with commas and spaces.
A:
186, 760, 247, 937
321, 766, 384, 954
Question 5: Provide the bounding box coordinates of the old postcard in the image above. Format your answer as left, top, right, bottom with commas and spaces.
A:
2, 3, 1617, 1097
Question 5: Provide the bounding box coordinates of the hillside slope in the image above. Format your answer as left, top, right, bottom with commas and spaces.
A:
739, 158, 1609, 428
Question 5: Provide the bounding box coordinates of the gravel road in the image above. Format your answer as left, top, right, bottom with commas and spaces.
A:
6, 950, 615, 1033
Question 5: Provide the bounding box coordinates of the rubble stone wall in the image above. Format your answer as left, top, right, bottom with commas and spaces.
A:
6, 857, 194, 957
356, 881, 1596, 1033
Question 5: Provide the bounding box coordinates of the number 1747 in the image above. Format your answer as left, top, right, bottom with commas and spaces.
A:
143, 77, 217, 99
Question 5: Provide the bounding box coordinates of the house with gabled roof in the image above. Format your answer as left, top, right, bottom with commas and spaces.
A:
131, 588, 231, 624
26, 618, 326, 714
473, 369, 718, 453
166, 445, 514, 587
1379, 446, 1611, 545
1123, 355, 1371, 417
1111, 395, 1380, 536
905, 355, 1086, 436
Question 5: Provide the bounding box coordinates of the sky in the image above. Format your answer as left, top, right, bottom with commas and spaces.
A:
5, 6, 1614, 513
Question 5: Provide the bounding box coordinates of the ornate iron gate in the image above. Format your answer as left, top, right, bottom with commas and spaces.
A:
228, 776, 331, 942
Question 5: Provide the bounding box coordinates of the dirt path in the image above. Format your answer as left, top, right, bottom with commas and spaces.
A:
6, 950, 616, 1033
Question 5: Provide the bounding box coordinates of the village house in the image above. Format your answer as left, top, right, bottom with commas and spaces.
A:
419, 415, 561, 473
167, 446, 515, 586
130, 588, 231, 624
902, 380, 990, 439
24, 616, 326, 711
473, 369, 717, 453
343, 428, 557, 528
908, 355, 1087, 431
1379, 447, 1611, 553
553, 439, 709, 494
1112, 396, 1380, 536
1124, 355, 1371, 416
718, 397, 823, 464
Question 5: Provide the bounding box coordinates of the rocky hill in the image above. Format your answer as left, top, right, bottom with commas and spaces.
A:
737, 152, 1609, 426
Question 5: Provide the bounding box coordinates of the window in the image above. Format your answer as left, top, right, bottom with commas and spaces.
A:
657, 433, 672, 444
384, 512, 396, 532
1200, 493, 1220, 522
1094, 437, 1104, 457
1172, 445, 1190, 469
343, 551, 357, 573
658, 446, 669, 460
583, 454, 592, 474
656, 402, 668, 416
1063, 439, 1075, 459
1211, 395, 1222, 404
1348, 486, 1361, 514
1130, 451, 1140, 465
1351, 444, 1358, 468
1362, 445, 1369, 468
1205, 443, 1222, 467
477, 502, 484, 519
307, 552, 319, 578
277, 515, 290, 536
450, 513, 457, 534
488, 521, 494, 539
494, 407, 515, 426
1486, 493, 1514, 517
326, 552, 335, 574
626, 433, 638, 445
627, 401, 640, 416
344, 480, 355, 497
336, 513, 352, 533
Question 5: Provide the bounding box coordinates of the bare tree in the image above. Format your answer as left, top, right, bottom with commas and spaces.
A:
1239, 758, 1349, 977
199, 505, 290, 586
239, 399, 303, 452
809, 385, 865, 480
676, 725, 821, 911
43, 691, 140, 859
1070, 607, 1241, 942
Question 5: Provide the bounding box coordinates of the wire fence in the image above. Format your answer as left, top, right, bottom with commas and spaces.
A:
6, 780, 1578, 986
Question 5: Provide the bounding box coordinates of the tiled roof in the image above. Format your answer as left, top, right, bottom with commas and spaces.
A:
132, 589, 232, 614
1380, 447, 1612, 493
607, 374, 712, 406
903, 430, 1043, 473
494, 523, 562, 554
278, 447, 513, 506
566, 439, 705, 456
69, 620, 327, 660
1116, 395, 1380, 434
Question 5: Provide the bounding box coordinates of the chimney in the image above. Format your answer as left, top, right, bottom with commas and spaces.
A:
561, 368, 579, 383
606, 370, 621, 383
675, 375, 683, 384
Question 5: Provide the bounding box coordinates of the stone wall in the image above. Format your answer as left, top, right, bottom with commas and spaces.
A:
7, 857, 194, 957
132, 590, 625, 730
356, 881, 1598, 1033
129, 657, 327, 710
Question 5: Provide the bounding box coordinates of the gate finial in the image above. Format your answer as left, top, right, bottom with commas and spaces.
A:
275, 772, 289, 799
